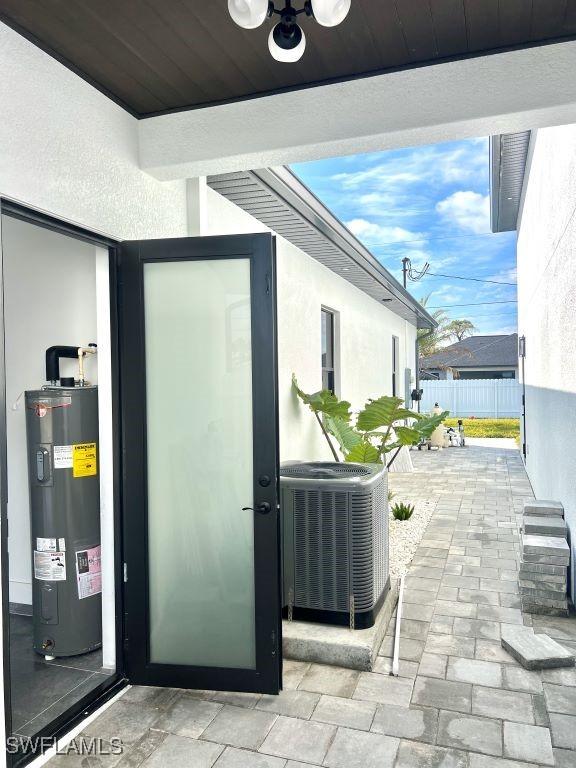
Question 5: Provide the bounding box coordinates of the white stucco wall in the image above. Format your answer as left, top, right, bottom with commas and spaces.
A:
517, 125, 576, 599
204, 187, 418, 463
0, 22, 188, 240
2, 217, 99, 607
140, 41, 576, 179
0, 29, 190, 756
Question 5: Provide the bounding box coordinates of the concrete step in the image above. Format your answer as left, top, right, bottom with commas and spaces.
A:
521, 534, 570, 565
282, 579, 399, 671
522, 595, 569, 614
519, 578, 567, 593
519, 561, 568, 578
501, 625, 575, 669
523, 500, 564, 517
523, 515, 568, 538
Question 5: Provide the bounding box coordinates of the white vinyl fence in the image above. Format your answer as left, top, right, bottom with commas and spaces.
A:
420, 379, 521, 418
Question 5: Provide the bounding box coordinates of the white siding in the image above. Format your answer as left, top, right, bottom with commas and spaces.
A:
517, 124, 576, 600
205, 187, 418, 463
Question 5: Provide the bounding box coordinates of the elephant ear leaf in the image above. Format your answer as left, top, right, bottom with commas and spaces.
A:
324, 415, 362, 453
292, 374, 352, 422
345, 441, 381, 464
394, 425, 422, 445
356, 396, 419, 432
414, 411, 450, 439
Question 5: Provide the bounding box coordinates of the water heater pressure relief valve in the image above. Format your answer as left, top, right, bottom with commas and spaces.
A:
78, 344, 98, 386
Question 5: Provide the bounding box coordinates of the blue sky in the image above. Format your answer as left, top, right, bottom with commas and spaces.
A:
291, 137, 517, 336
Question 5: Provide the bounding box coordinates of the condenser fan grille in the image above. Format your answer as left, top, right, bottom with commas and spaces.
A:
280, 462, 372, 479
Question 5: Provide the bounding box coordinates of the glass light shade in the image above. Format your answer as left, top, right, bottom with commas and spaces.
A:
311, 0, 351, 26
268, 23, 306, 62
228, 0, 269, 29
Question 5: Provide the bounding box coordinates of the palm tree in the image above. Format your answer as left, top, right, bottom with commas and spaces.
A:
446, 318, 476, 342
418, 295, 452, 358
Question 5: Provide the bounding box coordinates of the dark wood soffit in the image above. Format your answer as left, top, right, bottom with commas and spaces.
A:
1, 0, 576, 119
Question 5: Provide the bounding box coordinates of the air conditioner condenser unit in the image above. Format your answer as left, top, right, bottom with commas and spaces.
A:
280, 461, 389, 629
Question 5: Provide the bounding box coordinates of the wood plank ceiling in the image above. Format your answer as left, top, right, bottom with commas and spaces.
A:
1, 0, 575, 117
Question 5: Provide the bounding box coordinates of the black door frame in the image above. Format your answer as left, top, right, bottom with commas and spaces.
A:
0, 200, 127, 767
119, 234, 282, 695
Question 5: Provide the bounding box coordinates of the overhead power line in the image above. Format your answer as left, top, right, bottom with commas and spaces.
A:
423, 270, 517, 286
427, 300, 517, 308
443, 310, 517, 320
368, 230, 512, 248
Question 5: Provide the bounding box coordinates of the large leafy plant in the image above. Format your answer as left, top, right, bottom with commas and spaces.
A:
293, 375, 448, 468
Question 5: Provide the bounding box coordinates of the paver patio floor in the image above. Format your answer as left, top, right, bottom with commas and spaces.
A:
47, 441, 576, 767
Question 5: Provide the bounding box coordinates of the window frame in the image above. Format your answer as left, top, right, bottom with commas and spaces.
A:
392, 334, 400, 396
321, 307, 339, 395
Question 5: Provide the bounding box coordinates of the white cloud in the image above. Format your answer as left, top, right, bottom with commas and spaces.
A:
435, 144, 487, 184
429, 284, 468, 305
334, 169, 420, 189
435, 191, 490, 234
357, 192, 396, 206
486, 266, 518, 283
345, 218, 423, 244
331, 139, 488, 193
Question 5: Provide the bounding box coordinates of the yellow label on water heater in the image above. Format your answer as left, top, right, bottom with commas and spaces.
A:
73, 443, 98, 478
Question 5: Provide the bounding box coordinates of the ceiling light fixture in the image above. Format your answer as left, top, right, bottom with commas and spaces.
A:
228, 0, 351, 62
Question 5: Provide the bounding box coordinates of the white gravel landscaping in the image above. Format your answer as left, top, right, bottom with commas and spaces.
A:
387, 492, 436, 579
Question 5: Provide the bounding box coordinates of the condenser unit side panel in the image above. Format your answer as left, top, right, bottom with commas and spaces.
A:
293, 488, 349, 612
280, 486, 295, 609
350, 489, 374, 612
372, 474, 389, 605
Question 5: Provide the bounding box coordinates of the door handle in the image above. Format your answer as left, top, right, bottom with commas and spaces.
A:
242, 502, 271, 515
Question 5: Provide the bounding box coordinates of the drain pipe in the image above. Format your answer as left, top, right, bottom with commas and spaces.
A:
390, 574, 405, 677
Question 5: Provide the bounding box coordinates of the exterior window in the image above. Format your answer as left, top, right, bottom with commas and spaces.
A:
392, 335, 399, 396
458, 370, 516, 380
321, 308, 335, 393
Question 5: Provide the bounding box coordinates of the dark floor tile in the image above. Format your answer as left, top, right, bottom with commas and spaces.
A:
17, 674, 111, 736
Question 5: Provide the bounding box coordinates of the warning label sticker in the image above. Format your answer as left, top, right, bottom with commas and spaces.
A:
36, 537, 57, 552
59, 537, 66, 551
76, 545, 102, 600
34, 551, 66, 581
53, 445, 73, 469
73, 443, 97, 478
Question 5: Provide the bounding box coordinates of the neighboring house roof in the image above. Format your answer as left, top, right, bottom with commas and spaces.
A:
208, 167, 436, 330
421, 334, 519, 370
490, 132, 531, 233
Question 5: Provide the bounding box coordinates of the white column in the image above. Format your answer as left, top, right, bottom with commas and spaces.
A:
0, 210, 6, 768
95, 247, 116, 671
186, 177, 208, 236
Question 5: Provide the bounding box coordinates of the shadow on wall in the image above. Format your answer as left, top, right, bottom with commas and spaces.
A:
524, 385, 576, 602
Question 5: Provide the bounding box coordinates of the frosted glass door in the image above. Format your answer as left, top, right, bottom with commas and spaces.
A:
120, 234, 280, 694
144, 259, 255, 668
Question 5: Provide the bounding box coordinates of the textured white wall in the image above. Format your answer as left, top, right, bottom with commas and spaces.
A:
517, 125, 576, 599
205, 187, 417, 463
2, 217, 99, 606
0, 22, 187, 239
0, 26, 192, 725
140, 42, 576, 179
